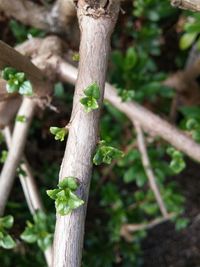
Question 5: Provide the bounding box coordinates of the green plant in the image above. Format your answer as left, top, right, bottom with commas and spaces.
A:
80, 83, 100, 113
93, 140, 124, 165
167, 147, 186, 174
50, 126, 68, 141
20, 211, 53, 251
1, 67, 33, 96
47, 177, 84, 216
0, 215, 16, 249
0, 150, 8, 163
16, 115, 26, 123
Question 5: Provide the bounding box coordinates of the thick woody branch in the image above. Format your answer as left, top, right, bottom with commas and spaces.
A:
0, 0, 76, 33
0, 97, 36, 216
134, 121, 168, 218
53, 2, 120, 267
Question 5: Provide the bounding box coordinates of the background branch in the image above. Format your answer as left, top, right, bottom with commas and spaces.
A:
0, 97, 36, 216
134, 121, 168, 218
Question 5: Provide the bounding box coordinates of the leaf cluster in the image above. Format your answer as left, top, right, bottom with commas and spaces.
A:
20, 211, 53, 251
0, 215, 15, 249
1, 67, 33, 96
80, 83, 100, 113
47, 177, 84, 216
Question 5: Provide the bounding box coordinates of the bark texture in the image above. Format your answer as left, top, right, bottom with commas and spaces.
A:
53, 1, 120, 267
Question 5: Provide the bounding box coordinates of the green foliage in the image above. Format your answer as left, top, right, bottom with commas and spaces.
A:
0, 215, 16, 249
50, 126, 68, 141
15, 115, 26, 123
1, 67, 33, 96
20, 211, 53, 251
0, 150, 8, 163
9, 20, 45, 44
72, 52, 80, 62
80, 83, 100, 113
167, 147, 186, 174
179, 13, 200, 50
180, 106, 200, 142
47, 177, 84, 216
93, 140, 124, 165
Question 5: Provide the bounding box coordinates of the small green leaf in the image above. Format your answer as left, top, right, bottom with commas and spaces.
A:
19, 80, 33, 96
0, 150, 8, 163
47, 177, 84, 216
80, 96, 99, 113
68, 191, 84, 209
1, 67, 17, 80
58, 177, 78, 191
37, 234, 53, 251
0, 234, 16, 249
46, 189, 61, 200
93, 141, 124, 166
21, 227, 37, 243
6, 80, 19, 93
50, 127, 67, 142
72, 53, 80, 62
83, 83, 100, 99
0, 215, 14, 229
15, 115, 26, 123
179, 32, 197, 50
80, 83, 101, 113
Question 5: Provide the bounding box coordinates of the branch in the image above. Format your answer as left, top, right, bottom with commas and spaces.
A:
53, 2, 120, 267
120, 213, 174, 242
0, 97, 36, 215
134, 121, 168, 218
171, 0, 200, 12
2, 127, 52, 267
57, 60, 200, 162
0, 0, 76, 33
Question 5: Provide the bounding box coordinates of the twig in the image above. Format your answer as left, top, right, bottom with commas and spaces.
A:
134, 121, 168, 218
2, 127, 52, 267
120, 213, 174, 242
0, 97, 36, 216
2, 127, 43, 214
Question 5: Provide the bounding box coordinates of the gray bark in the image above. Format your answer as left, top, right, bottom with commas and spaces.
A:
53, 1, 120, 267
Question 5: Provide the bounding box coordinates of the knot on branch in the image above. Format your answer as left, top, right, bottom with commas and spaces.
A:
75, 0, 120, 19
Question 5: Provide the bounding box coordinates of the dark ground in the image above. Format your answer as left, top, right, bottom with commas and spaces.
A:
143, 160, 200, 267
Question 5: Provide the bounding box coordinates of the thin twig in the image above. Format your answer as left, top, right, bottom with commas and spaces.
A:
2, 127, 52, 266
134, 121, 168, 218
0, 97, 36, 216
120, 213, 174, 242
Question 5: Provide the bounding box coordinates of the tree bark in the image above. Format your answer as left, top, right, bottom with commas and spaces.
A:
53, 1, 120, 267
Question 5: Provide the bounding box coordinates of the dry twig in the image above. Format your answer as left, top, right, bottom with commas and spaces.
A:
134, 121, 168, 218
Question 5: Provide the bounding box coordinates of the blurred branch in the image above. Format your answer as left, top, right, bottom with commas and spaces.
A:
171, 0, 200, 12
134, 121, 168, 218
120, 213, 174, 242
0, 0, 76, 33
0, 97, 36, 216
2, 127, 52, 266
